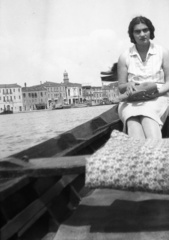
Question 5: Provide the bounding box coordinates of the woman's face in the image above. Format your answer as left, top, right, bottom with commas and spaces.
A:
133, 23, 150, 45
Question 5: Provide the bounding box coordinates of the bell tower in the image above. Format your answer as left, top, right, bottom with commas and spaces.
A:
63, 70, 69, 84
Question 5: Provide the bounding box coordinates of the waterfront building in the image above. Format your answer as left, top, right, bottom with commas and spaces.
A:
62, 71, 83, 105
42, 81, 66, 108
22, 84, 48, 111
0, 84, 23, 113
82, 85, 103, 105
102, 82, 119, 103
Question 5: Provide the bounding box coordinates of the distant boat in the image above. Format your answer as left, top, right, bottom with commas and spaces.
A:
52, 96, 72, 110
52, 104, 63, 110
62, 104, 71, 109
72, 103, 88, 108
0, 109, 13, 115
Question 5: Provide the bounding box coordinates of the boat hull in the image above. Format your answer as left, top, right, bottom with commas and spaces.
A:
1, 104, 169, 240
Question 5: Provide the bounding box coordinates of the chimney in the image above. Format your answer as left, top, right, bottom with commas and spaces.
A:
24, 83, 27, 87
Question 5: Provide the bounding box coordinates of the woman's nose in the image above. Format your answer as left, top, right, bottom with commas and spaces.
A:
140, 30, 145, 36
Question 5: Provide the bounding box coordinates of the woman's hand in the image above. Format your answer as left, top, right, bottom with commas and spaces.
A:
126, 82, 138, 96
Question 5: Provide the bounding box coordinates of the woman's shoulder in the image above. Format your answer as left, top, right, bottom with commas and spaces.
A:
152, 43, 169, 68
118, 49, 130, 62
161, 46, 169, 63
153, 43, 169, 56
161, 46, 169, 57
118, 47, 132, 67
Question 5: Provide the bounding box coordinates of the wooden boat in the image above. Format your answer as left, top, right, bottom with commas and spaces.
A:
1, 104, 169, 240
0, 105, 121, 240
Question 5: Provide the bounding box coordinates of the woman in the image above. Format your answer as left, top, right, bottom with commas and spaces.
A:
118, 16, 169, 139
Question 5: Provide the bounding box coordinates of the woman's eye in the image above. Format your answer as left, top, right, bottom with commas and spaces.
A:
134, 28, 149, 34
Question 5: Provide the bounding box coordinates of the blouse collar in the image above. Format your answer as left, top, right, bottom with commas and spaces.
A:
130, 42, 157, 56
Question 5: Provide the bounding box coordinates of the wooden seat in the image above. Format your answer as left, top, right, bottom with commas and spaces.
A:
54, 189, 169, 240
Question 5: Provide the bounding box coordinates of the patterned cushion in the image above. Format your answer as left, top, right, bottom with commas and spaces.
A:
85, 130, 169, 193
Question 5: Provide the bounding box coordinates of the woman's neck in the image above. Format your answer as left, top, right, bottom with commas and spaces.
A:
136, 42, 150, 53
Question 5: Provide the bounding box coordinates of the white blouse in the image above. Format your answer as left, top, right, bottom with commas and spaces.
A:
127, 42, 164, 86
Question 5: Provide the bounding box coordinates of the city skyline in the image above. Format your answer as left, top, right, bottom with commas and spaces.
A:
0, 0, 169, 87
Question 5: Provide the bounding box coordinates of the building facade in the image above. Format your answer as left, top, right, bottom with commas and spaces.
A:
62, 71, 83, 105
22, 84, 48, 111
0, 84, 23, 113
42, 81, 66, 108
82, 85, 103, 105
102, 82, 119, 103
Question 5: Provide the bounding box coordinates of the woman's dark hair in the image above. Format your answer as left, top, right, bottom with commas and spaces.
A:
128, 16, 155, 43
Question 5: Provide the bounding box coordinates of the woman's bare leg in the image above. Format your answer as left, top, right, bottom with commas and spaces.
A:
140, 116, 162, 139
127, 117, 146, 139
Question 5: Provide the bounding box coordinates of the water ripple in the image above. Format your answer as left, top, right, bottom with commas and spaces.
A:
0, 105, 112, 159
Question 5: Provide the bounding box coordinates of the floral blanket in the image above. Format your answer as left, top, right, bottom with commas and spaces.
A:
85, 130, 169, 193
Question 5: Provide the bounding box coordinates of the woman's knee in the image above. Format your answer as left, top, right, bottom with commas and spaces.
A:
140, 116, 162, 139
127, 117, 145, 139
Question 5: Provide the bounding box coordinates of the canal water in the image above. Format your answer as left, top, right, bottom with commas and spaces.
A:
0, 105, 113, 159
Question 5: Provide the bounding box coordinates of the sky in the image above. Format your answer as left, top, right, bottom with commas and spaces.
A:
0, 0, 169, 87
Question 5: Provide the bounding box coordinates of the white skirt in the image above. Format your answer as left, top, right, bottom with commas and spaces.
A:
118, 95, 169, 132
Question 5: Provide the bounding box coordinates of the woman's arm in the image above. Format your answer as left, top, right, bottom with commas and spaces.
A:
118, 51, 137, 94
158, 47, 169, 95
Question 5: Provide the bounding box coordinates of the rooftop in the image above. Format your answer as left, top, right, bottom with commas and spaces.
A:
0, 83, 21, 88
22, 85, 47, 92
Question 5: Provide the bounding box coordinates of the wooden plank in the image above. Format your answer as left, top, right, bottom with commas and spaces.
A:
0, 156, 87, 180
0, 174, 78, 240
54, 189, 169, 240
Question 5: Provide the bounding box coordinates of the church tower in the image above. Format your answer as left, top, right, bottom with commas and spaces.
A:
63, 70, 69, 84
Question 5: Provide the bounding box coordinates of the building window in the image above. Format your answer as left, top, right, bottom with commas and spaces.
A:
13, 89, 15, 92
23, 93, 26, 98
3, 96, 5, 102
